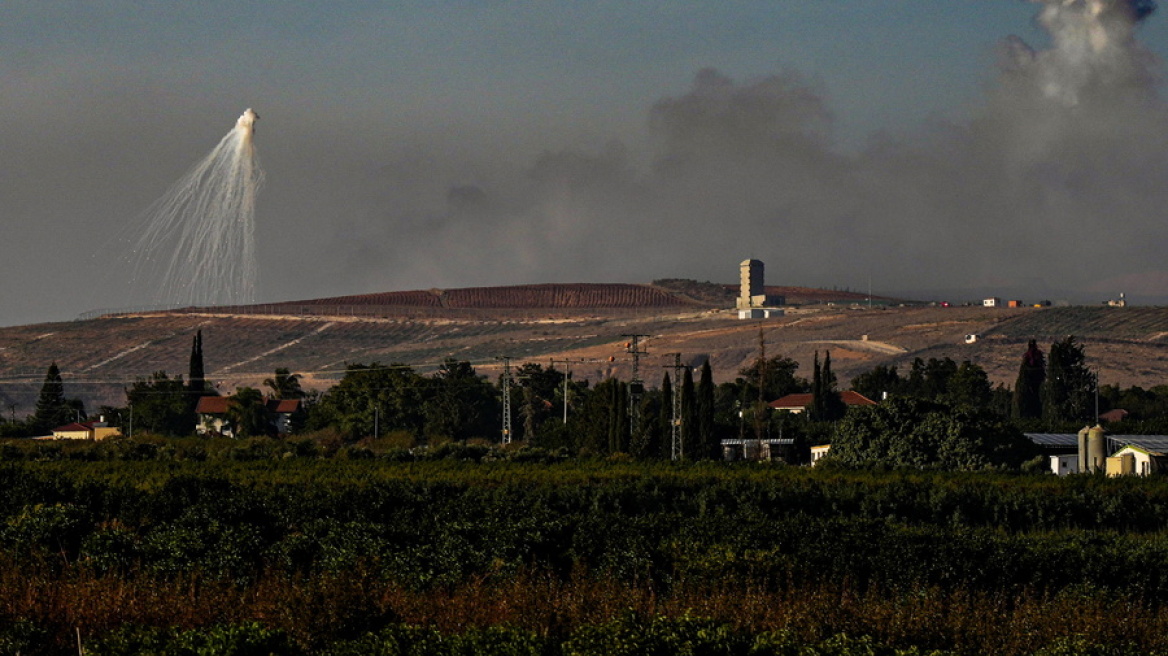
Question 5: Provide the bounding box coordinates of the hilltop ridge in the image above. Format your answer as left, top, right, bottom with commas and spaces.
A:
3, 282, 1167, 418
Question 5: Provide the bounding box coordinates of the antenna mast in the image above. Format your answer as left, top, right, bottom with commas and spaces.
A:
497, 356, 513, 444
623, 334, 650, 442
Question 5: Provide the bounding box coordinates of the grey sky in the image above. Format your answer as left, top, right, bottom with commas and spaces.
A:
3, 1, 1167, 326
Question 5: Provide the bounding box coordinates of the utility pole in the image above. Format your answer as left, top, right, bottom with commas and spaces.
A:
497, 356, 513, 444
623, 334, 650, 443
755, 324, 767, 441
550, 359, 579, 424
664, 353, 685, 460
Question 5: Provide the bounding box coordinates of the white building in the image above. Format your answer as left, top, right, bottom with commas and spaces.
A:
1050, 453, 1078, 476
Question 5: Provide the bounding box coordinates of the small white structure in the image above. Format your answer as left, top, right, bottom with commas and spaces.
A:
738, 308, 784, 319
1050, 453, 1079, 476
983, 297, 1002, 308
810, 444, 831, 466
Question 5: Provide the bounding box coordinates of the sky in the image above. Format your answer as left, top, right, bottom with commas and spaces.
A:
3, 1, 1168, 326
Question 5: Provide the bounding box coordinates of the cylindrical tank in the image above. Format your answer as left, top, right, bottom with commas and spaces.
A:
1077, 426, 1090, 473
1087, 425, 1106, 473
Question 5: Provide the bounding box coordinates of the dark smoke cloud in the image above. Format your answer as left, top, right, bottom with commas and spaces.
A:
316, 0, 1168, 305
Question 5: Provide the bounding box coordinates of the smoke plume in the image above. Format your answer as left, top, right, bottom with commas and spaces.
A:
312, 0, 1166, 304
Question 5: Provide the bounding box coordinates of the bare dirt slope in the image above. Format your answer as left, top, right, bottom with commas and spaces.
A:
3, 285, 1168, 416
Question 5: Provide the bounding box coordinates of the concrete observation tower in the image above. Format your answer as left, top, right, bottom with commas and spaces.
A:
736, 259, 784, 319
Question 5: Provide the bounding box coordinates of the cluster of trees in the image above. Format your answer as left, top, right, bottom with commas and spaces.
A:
13, 329, 1168, 470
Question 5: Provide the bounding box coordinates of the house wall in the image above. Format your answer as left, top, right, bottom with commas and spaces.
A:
1050, 454, 1078, 476
810, 445, 831, 466
1109, 447, 1160, 476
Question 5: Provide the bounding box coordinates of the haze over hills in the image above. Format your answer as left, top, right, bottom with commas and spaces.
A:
2, 281, 1167, 419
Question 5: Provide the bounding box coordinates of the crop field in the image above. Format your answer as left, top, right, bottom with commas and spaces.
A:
2, 446, 1168, 654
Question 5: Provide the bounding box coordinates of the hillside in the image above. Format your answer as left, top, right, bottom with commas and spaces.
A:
3, 282, 1168, 416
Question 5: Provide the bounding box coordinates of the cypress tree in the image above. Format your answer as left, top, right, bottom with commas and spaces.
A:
810, 351, 845, 421
658, 372, 674, 459
697, 360, 716, 459
33, 362, 72, 431
809, 351, 825, 420
681, 366, 697, 459
188, 330, 206, 395
1012, 339, 1045, 420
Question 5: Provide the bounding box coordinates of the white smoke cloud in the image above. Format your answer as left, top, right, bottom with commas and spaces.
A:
317, 0, 1166, 304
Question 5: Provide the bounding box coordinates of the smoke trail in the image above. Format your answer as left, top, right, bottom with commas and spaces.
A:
126, 109, 263, 308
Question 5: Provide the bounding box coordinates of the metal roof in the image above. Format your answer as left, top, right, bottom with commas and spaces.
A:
1024, 433, 1080, 447
720, 438, 795, 445
1025, 433, 1168, 453
1108, 435, 1168, 452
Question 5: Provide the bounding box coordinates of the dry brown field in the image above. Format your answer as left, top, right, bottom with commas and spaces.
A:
3, 282, 1167, 415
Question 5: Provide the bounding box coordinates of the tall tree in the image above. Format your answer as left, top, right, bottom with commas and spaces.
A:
226, 387, 269, 438
1042, 336, 1095, 425
126, 371, 192, 436
33, 362, 77, 431
680, 366, 698, 459
308, 363, 427, 439
264, 368, 305, 400
606, 379, 630, 454
850, 365, 902, 403
188, 330, 206, 395
946, 361, 993, 409
829, 397, 1039, 470
423, 359, 497, 442
655, 372, 673, 459
1012, 339, 1046, 420
697, 360, 717, 460
809, 351, 825, 421
809, 351, 846, 422
736, 355, 806, 402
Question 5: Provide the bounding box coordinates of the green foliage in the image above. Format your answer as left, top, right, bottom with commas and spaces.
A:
1013, 339, 1046, 420
328, 624, 545, 656
226, 387, 269, 438
309, 363, 428, 440
563, 612, 753, 655
850, 365, 901, 404
736, 355, 807, 403
827, 397, 1039, 470
32, 362, 81, 433
423, 359, 498, 443
1042, 336, 1096, 426
264, 367, 305, 400
4, 458, 1168, 651
127, 371, 196, 437
91, 622, 296, 656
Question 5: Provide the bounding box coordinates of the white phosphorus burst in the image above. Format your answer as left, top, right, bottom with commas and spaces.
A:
129, 108, 263, 308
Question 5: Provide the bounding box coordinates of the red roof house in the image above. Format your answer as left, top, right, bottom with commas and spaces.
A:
768, 391, 877, 414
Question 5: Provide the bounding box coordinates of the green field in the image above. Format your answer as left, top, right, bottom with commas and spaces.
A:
2, 439, 1168, 654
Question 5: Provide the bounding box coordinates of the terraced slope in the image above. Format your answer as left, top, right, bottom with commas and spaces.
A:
2, 296, 1167, 420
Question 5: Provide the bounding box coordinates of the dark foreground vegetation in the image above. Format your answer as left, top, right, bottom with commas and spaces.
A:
3, 440, 1168, 655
